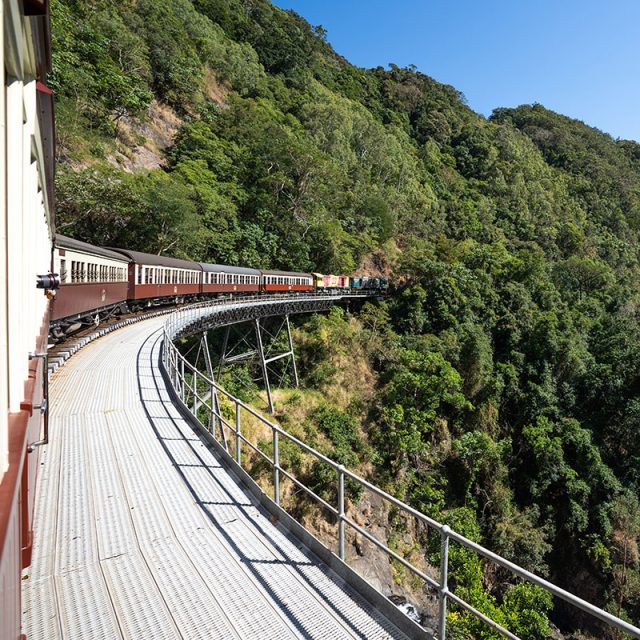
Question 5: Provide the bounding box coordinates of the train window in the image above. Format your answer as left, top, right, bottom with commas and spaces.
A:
60, 259, 67, 283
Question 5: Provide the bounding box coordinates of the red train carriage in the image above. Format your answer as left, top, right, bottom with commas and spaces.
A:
261, 270, 314, 293
51, 235, 129, 335
110, 248, 202, 307
200, 263, 261, 295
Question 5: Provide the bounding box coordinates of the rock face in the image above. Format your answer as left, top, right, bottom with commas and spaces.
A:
340, 490, 440, 630
109, 101, 183, 172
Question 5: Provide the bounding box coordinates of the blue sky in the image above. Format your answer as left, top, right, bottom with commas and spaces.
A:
273, 0, 640, 142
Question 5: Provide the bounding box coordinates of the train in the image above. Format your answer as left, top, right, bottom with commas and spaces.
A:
50, 234, 388, 340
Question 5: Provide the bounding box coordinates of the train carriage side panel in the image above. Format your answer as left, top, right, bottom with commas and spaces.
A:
51, 236, 129, 322
200, 262, 261, 295
312, 273, 326, 289
1, 1, 56, 637
108, 248, 202, 301
261, 270, 314, 293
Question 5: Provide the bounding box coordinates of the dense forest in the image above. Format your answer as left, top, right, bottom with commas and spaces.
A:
50, 0, 640, 637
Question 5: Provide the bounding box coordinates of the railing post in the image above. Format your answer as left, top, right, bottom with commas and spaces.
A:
172, 350, 178, 390
438, 525, 450, 640
180, 358, 185, 402
273, 427, 280, 505
235, 401, 241, 465
192, 369, 198, 416
338, 465, 345, 560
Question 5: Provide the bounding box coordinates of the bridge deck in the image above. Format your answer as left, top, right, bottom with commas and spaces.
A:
22, 316, 410, 640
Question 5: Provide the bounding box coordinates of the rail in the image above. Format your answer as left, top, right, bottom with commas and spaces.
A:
161, 301, 640, 640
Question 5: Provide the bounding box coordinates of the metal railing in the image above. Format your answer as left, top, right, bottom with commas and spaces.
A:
161, 302, 640, 640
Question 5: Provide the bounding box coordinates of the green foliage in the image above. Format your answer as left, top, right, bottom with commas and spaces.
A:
307, 405, 364, 503
379, 349, 468, 460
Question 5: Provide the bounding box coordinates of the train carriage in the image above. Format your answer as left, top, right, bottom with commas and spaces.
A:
312, 273, 350, 289
109, 248, 202, 306
350, 276, 389, 291
51, 235, 129, 331
200, 263, 261, 295
261, 270, 314, 293
1, 0, 56, 636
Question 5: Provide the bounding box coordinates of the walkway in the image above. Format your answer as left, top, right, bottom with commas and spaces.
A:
22, 315, 412, 639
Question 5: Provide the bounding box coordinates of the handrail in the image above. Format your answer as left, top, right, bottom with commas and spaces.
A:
161, 300, 640, 640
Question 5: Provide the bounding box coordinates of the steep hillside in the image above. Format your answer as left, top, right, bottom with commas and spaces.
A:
50, 0, 640, 636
